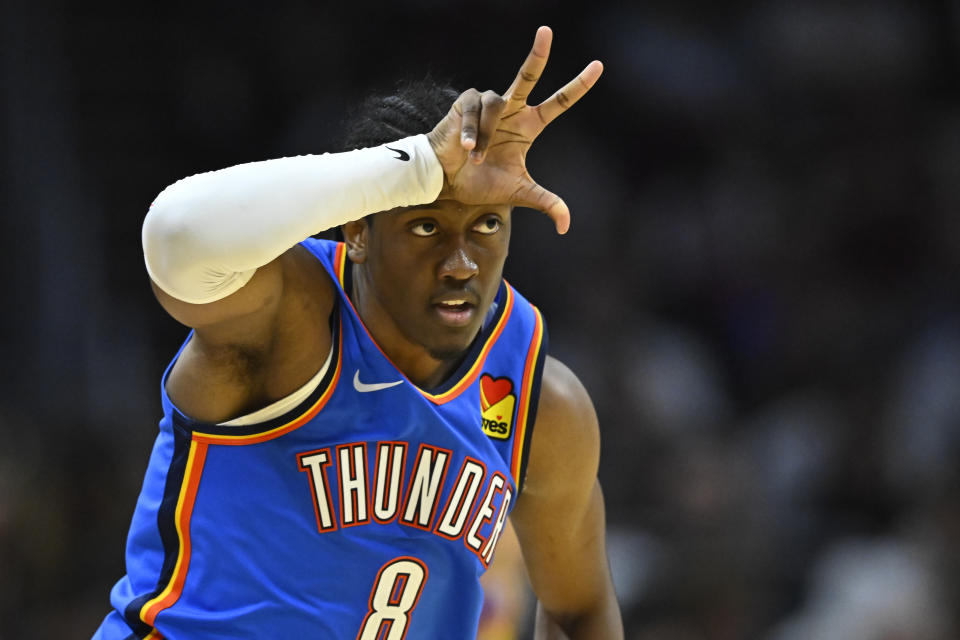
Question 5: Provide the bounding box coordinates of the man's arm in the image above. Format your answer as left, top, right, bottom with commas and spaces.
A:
511, 356, 624, 639
144, 25, 601, 329
142, 25, 602, 418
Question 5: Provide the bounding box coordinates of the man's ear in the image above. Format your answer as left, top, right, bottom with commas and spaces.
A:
342, 219, 369, 264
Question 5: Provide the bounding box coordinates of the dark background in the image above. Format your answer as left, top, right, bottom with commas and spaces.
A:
2, 1, 960, 638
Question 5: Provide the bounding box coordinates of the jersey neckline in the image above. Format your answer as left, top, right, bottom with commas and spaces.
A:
334, 242, 514, 405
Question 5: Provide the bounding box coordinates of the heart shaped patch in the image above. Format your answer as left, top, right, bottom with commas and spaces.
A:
480, 375, 513, 412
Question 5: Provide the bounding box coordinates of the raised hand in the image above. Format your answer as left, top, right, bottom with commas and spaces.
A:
426, 26, 603, 234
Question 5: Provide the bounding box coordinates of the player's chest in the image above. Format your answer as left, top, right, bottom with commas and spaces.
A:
192, 390, 517, 571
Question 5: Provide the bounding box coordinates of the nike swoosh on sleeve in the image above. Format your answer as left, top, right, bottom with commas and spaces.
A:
385, 146, 410, 161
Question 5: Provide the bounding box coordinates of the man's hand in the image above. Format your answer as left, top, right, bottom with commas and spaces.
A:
426, 26, 603, 234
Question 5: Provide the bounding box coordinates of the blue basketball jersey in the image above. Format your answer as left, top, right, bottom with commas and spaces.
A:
95, 239, 548, 639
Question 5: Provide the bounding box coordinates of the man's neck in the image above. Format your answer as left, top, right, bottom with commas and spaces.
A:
349, 267, 463, 389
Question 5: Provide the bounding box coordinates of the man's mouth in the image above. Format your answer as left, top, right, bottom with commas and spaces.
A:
432, 299, 476, 327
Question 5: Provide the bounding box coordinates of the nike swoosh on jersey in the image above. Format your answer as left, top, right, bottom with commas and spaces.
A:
385, 146, 410, 161
353, 370, 404, 392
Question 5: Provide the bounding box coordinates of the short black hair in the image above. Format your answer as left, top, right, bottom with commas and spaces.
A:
333, 78, 460, 238
340, 77, 460, 152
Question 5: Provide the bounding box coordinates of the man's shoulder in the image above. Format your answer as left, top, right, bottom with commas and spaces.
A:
290, 238, 345, 296
499, 280, 548, 346
515, 354, 600, 504
533, 356, 599, 451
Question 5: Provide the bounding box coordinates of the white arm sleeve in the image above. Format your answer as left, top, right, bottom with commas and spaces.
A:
142, 134, 443, 304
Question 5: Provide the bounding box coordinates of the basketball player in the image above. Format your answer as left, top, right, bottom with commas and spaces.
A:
94, 26, 623, 639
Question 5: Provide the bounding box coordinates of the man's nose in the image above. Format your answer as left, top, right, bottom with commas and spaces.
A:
438, 241, 479, 281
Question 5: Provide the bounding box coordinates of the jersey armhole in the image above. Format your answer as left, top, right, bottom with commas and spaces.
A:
513, 309, 548, 494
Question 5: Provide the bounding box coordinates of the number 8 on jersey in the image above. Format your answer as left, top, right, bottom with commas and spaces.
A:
357, 557, 428, 640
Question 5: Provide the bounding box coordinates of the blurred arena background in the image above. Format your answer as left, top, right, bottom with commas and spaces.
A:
2, 1, 960, 638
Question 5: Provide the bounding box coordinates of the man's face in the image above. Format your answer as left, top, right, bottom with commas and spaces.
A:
345, 200, 512, 362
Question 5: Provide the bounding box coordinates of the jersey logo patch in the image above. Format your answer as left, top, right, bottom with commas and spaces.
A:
479, 374, 515, 440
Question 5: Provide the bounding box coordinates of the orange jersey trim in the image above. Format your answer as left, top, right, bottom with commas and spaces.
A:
510, 306, 544, 483
333, 241, 515, 405
334, 241, 348, 285
139, 440, 209, 626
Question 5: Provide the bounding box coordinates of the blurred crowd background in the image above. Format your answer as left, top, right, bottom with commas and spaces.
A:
2, 1, 959, 638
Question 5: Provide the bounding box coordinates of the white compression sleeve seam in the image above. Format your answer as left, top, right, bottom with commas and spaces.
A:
142, 134, 443, 304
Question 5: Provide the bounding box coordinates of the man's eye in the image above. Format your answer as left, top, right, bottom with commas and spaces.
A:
473, 217, 501, 235
411, 222, 438, 237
